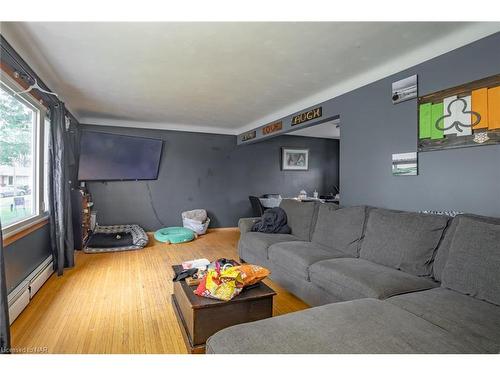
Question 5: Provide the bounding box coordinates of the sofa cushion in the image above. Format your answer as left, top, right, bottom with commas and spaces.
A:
206, 298, 480, 354
359, 208, 449, 276
239, 232, 298, 260
279, 199, 319, 241
311, 205, 367, 257
388, 288, 500, 353
238, 217, 260, 234
441, 217, 500, 306
309, 258, 438, 301
433, 213, 500, 282
268, 241, 349, 281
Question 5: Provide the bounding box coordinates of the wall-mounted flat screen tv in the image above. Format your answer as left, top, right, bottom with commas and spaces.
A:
78, 131, 163, 181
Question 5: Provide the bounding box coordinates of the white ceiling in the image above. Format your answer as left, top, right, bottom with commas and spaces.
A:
1, 22, 499, 135
289, 119, 340, 139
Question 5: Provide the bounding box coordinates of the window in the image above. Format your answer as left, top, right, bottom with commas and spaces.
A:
0, 73, 48, 235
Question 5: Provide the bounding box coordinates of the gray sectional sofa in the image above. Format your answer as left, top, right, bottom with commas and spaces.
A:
206, 200, 500, 353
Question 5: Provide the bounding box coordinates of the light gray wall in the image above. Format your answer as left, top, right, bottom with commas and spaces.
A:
83, 125, 339, 230
246, 32, 500, 216
338, 32, 500, 216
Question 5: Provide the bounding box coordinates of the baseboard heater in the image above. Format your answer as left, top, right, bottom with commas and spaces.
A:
7, 256, 53, 324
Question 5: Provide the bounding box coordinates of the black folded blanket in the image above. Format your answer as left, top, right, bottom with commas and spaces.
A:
251, 207, 291, 234
86, 232, 133, 248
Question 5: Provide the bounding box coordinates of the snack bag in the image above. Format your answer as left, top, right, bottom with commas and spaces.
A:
237, 264, 270, 287
194, 266, 244, 301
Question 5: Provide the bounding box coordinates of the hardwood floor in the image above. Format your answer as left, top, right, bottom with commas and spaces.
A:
10, 229, 309, 354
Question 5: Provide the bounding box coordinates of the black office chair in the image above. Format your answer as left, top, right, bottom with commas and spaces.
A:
249, 196, 266, 217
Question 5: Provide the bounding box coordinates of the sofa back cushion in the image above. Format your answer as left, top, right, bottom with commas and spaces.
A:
312, 205, 367, 256
279, 199, 319, 241
359, 208, 449, 276
441, 216, 500, 306
433, 213, 500, 281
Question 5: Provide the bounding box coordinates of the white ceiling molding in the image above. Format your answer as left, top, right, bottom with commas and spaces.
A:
80, 117, 239, 135
2, 22, 499, 135
236, 22, 500, 135
84, 20, 497, 136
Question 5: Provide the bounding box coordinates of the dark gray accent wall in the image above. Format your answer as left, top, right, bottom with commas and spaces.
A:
230, 134, 339, 220
83, 125, 339, 230
4, 225, 52, 293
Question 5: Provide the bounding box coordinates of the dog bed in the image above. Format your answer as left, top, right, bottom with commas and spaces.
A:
154, 227, 196, 244
84, 224, 149, 253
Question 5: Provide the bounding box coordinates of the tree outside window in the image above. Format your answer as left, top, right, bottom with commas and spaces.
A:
0, 86, 36, 227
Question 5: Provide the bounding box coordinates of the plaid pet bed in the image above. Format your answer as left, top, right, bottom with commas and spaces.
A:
84, 224, 149, 253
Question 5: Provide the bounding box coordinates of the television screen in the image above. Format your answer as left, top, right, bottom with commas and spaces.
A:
78, 131, 163, 181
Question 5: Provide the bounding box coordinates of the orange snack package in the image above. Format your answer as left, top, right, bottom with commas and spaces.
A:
237, 264, 270, 287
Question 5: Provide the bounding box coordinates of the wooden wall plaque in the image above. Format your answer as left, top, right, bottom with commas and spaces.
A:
262, 121, 283, 135
418, 74, 500, 152
291, 106, 322, 126
241, 130, 256, 142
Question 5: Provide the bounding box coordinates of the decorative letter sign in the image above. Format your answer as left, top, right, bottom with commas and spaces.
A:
291, 107, 322, 126
241, 130, 256, 142
262, 121, 283, 135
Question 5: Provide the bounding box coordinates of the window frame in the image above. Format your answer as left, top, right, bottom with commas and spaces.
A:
0, 71, 49, 239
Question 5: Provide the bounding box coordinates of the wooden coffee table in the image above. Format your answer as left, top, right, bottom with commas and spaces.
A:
171, 264, 276, 354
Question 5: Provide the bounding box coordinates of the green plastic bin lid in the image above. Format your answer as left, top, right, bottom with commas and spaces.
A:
154, 227, 195, 244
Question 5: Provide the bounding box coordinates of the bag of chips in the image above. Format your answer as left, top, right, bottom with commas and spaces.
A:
194, 263, 271, 301
194, 266, 244, 301
237, 264, 270, 287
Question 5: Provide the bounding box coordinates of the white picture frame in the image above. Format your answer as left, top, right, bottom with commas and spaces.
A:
281, 148, 309, 171
392, 75, 418, 104
392, 152, 418, 176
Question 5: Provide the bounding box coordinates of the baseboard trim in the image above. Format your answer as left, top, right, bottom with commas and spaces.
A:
8, 289, 30, 325
206, 227, 238, 232
8, 255, 53, 324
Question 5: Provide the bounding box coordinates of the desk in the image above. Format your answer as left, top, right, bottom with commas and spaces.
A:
259, 197, 339, 208
302, 197, 339, 204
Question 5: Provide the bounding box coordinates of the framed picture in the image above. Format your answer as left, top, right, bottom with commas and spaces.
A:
392, 152, 418, 176
281, 148, 309, 171
392, 75, 418, 104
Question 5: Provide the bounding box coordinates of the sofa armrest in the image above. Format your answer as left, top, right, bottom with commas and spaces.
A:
238, 217, 260, 233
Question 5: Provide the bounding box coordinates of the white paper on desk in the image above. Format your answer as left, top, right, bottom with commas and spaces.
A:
182, 258, 210, 270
